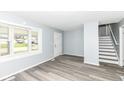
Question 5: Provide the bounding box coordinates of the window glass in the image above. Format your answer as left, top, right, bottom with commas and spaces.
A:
14, 28, 28, 53
0, 26, 9, 39
31, 31, 38, 50
0, 26, 9, 56
0, 23, 41, 58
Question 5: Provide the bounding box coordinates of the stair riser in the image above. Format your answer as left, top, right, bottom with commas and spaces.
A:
99, 36, 110, 38
99, 43, 113, 45
99, 54, 116, 57
99, 49, 115, 52
99, 51, 115, 53
99, 60, 118, 64
99, 38, 111, 40
99, 36, 118, 64
99, 51, 116, 54
99, 40, 112, 42
100, 42, 112, 44
99, 52, 116, 56
99, 46, 113, 48
99, 46, 114, 48
99, 44, 113, 46
99, 58, 118, 61
99, 39, 111, 40
99, 38, 111, 39
99, 40, 111, 42
99, 56, 118, 60
99, 37, 111, 38
99, 48, 115, 52
99, 40, 111, 41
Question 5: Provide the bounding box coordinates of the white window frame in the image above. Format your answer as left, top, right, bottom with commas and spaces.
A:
0, 22, 42, 63
0, 23, 10, 57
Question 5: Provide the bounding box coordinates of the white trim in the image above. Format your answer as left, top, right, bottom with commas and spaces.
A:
28, 30, 32, 52
54, 32, 62, 57
0, 21, 42, 63
1, 56, 54, 81
119, 27, 123, 66
9, 26, 14, 55
84, 61, 99, 66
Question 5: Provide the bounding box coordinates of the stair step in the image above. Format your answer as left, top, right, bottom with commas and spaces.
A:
99, 54, 116, 57
99, 42, 113, 44
99, 52, 116, 56
99, 39, 112, 42
99, 38, 111, 40
99, 37, 111, 39
99, 43, 113, 46
99, 51, 115, 53
99, 56, 118, 61
99, 55, 118, 60
99, 36, 118, 64
99, 40, 112, 42
99, 44, 113, 46
99, 41, 112, 43
99, 36, 110, 38
99, 49, 115, 52
99, 46, 114, 49
99, 48, 114, 50
99, 59, 118, 64
99, 39, 111, 41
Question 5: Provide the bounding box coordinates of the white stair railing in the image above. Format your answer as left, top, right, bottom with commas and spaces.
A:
108, 25, 118, 45
107, 25, 119, 60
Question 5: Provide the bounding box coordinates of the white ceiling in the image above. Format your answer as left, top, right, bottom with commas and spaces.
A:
9, 11, 124, 31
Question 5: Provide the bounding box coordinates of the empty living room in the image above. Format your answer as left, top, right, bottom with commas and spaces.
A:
0, 11, 124, 81
1, 0, 124, 93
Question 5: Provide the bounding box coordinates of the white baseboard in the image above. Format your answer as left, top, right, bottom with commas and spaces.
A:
0, 56, 55, 81
84, 61, 99, 66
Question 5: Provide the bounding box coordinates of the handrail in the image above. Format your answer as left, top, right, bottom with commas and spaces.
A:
108, 25, 118, 45
107, 25, 119, 60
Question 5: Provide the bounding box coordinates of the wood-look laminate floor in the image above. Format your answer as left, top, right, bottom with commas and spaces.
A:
8, 55, 124, 81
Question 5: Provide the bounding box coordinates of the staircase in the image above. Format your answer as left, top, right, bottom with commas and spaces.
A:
99, 36, 118, 64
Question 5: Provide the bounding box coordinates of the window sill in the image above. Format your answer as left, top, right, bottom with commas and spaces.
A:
0, 51, 42, 63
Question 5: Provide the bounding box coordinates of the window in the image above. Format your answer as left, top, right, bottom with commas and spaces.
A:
0, 22, 42, 61
0, 26, 9, 56
14, 28, 28, 53
31, 31, 38, 51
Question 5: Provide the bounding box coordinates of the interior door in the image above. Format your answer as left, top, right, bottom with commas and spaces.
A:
54, 32, 62, 58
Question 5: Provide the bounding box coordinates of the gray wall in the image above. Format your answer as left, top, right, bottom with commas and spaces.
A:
110, 23, 119, 43
99, 23, 119, 42
0, 13, 63, 79
119, 18, 124, 27
63, 27, 84, 57
99, 25, 107, 36
110, 23, 120, 56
